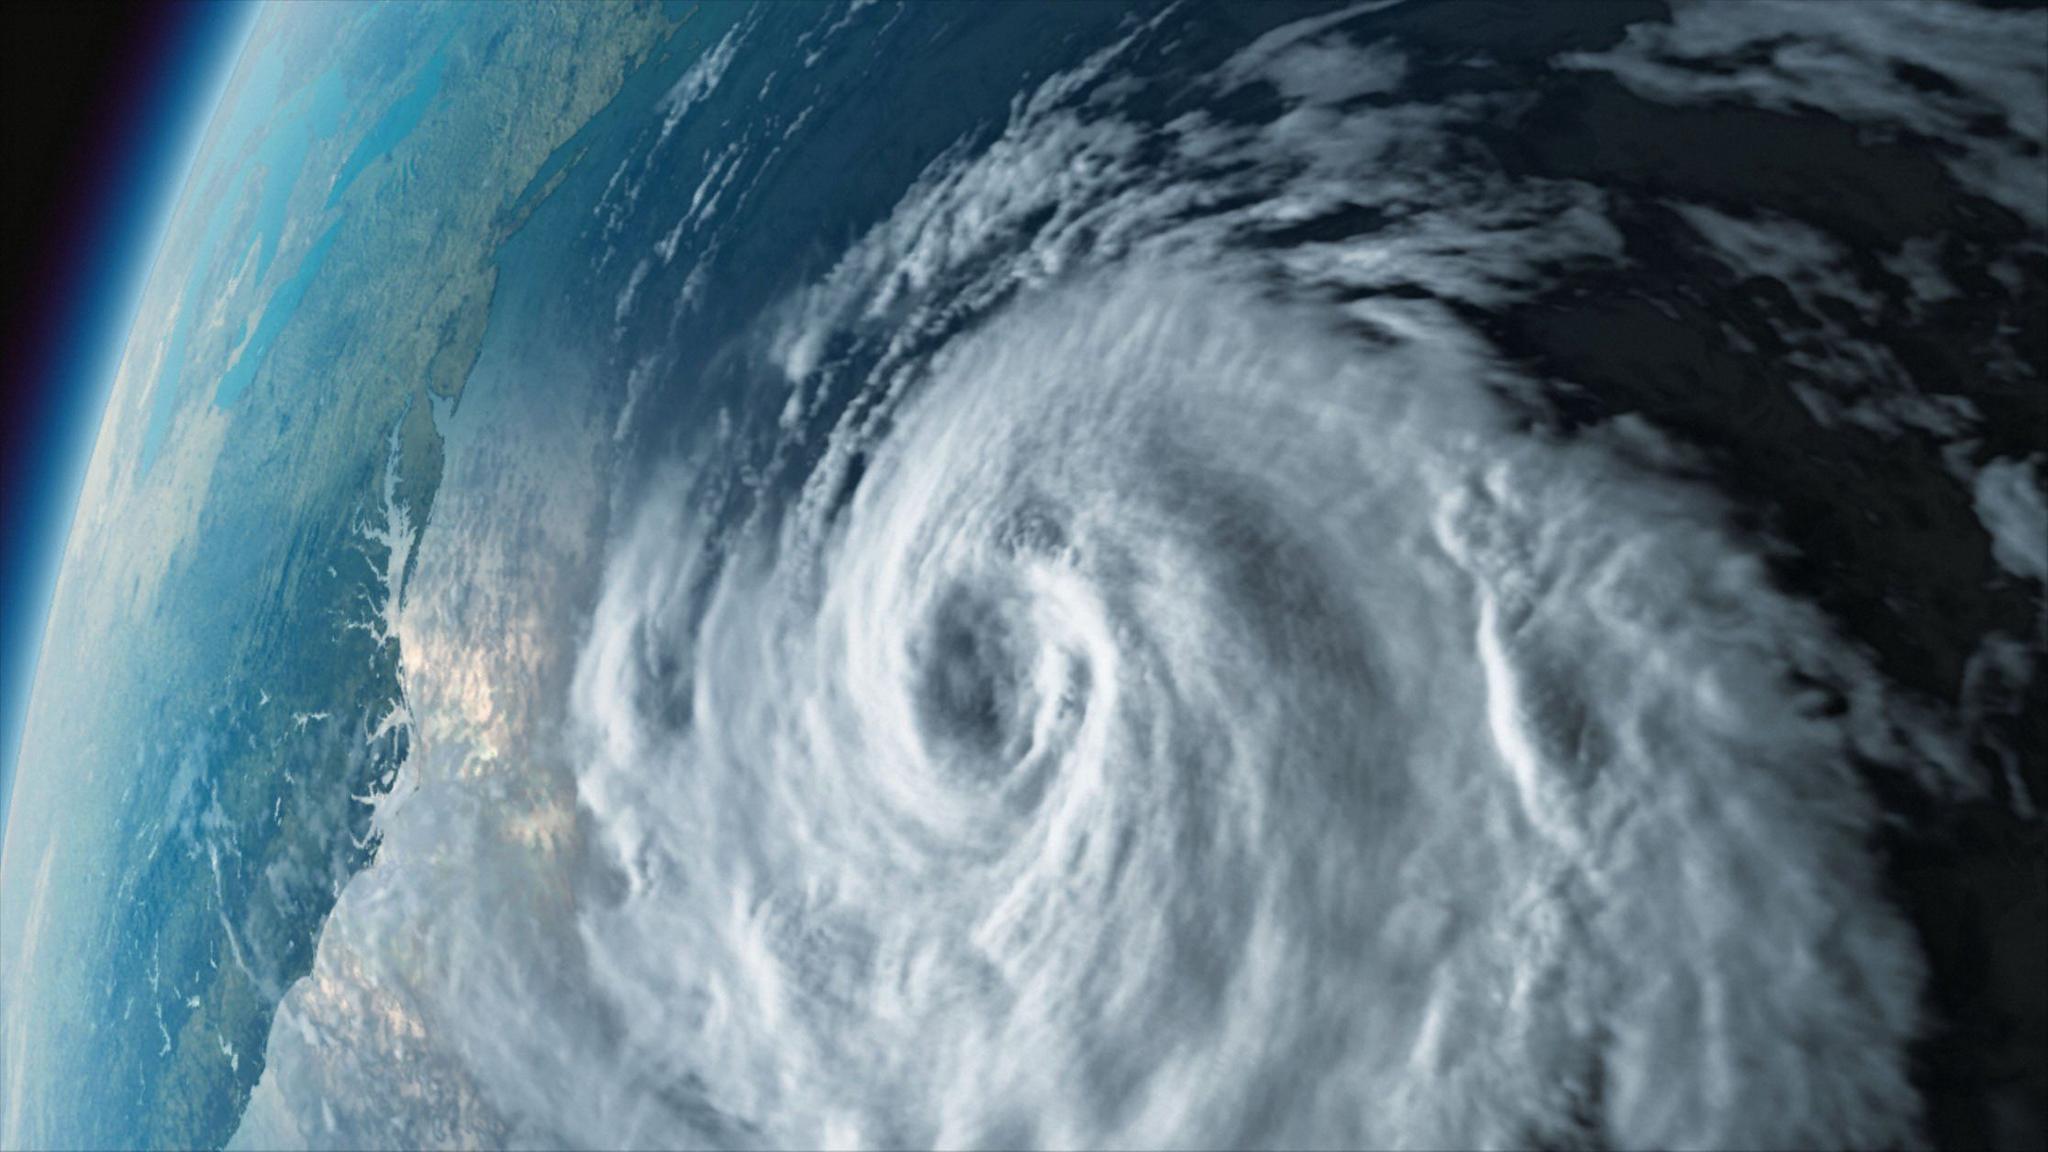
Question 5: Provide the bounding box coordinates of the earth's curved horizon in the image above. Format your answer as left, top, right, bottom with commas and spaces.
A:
3, 3, 2044, 1149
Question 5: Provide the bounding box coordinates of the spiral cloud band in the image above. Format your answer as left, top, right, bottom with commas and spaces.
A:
576, 271, 1925, 1150
229, 7, 1996, 1149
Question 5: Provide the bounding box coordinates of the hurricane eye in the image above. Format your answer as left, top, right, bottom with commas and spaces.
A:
995, 503, 1069, 560
913, 588, 1025, 762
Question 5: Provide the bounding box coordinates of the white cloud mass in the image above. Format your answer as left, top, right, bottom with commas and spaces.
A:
233, 8, 1987, 1150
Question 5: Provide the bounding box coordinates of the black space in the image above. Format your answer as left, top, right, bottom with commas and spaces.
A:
1, 1, 181, 561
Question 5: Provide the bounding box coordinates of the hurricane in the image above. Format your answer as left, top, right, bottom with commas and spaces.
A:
571, 22, 1939, 1147
216, 5, 2031, 1150
576, 271, 1928, 1150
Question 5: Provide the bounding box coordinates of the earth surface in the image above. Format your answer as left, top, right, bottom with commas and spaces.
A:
3, 2, 2045, 1149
